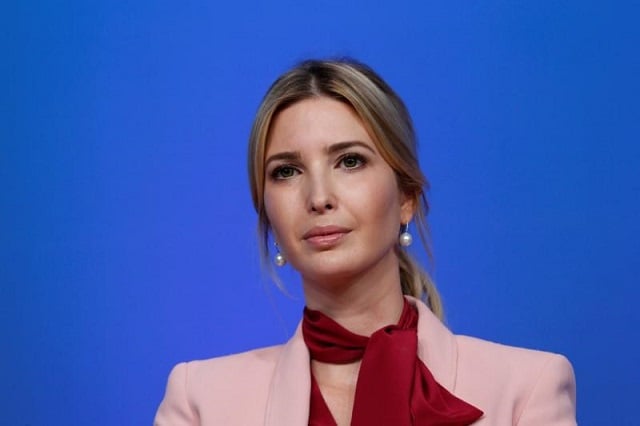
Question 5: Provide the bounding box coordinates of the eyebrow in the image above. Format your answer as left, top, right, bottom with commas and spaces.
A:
265, 140, 376, 167
265, 151, 301, 167
326, 140, 376, 155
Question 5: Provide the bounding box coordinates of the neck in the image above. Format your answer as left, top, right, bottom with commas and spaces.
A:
302, 254, 406, 336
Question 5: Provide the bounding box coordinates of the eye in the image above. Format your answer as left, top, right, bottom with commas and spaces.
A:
339, 153, 366, 169
270, 165, 299, 180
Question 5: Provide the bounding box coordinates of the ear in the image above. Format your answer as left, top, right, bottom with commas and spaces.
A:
399, 191, 417, 225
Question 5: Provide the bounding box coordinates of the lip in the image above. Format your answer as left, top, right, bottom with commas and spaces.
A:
302, 225, 351, 249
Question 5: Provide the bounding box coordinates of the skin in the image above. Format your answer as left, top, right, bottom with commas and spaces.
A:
263, 96, 415, 425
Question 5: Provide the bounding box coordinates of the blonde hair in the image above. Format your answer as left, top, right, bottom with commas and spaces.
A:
247, 58, 443, 320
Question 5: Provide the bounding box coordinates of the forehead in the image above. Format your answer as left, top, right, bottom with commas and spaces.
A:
266, 97, 377, 154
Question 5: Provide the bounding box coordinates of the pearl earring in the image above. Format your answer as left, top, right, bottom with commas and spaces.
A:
274, 244, 286, 267
399, 223, 413, 247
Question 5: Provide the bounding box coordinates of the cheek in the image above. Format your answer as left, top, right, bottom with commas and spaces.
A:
348, 176, 402, 228
263, 186, 294, 242
263, 190, 280, 233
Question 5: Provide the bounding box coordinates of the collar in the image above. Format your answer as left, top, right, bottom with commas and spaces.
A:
264, 296, 459, 425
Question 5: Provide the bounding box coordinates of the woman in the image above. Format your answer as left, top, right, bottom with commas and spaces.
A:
154, 59, 576, 425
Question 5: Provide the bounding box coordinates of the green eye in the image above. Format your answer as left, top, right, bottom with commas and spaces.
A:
340, 154, 365, 169
272, 165, 297, 179
279, 167, 295, 177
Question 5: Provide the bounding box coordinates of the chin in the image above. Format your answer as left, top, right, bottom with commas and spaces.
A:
296, 259, 360, 285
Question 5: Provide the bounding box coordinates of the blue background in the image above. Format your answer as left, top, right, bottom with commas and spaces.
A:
3, 1, 638, 424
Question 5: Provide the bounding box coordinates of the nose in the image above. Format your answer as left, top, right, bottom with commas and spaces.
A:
307, 171, 335, 214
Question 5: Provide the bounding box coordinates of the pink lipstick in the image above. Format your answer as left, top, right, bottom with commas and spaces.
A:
303, 225, 350, 249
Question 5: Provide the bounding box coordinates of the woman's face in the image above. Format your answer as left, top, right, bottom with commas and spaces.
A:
263, 97, 414, 287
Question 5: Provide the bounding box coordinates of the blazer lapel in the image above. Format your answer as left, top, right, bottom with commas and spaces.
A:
264, 324, 311, 426
409, 296, 458, 392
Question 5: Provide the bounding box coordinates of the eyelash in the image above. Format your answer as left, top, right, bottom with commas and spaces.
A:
269, 152, 368, 180
270, 164, 299, 180
338, 153, 367, 169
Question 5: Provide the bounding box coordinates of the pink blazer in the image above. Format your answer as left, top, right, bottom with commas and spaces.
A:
155, 297, 576, 425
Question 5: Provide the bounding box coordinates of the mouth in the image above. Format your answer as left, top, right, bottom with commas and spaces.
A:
303, 225, 351, 248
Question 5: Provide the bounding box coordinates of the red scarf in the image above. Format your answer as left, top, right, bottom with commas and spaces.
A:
302, 299, 483, 426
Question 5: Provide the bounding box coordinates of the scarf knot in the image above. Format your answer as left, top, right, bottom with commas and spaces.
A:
302, 299, 483, 426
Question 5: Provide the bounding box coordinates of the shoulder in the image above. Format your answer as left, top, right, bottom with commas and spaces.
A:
154, 345, 285, 426
456, 334, 572, 377
173, 344, 284, 396
454, 335, 576, 425
185, 344, 283, 383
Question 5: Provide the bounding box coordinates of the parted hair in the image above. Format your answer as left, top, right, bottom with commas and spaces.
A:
248, 58, 443, 320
